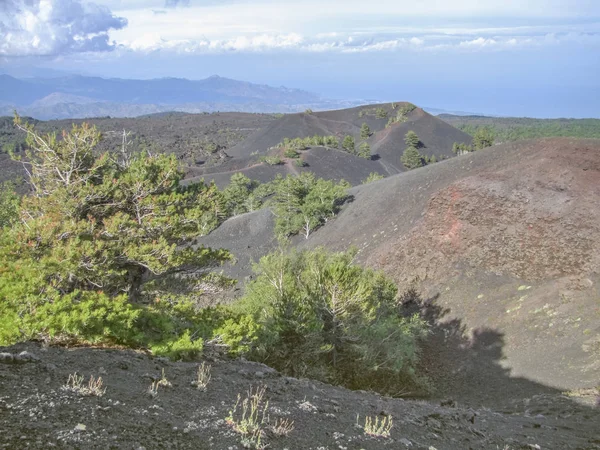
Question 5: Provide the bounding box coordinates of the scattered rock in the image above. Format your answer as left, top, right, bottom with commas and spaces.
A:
15, 351, 39, 363
0, 352, 14, 363
399, 437, 413, 447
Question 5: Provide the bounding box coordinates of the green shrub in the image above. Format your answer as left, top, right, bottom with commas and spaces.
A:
358, 142, 371, 159
401, 146, 425, 169
294, 159, 308, 167
473, 127, 495, 149
375, 108, 388, 119
284, 148, 300, 158
360, 123, 371, 139
150, 330, 204, 361
0, 117, 229, 356
0, 181, 19, 229
271, 173, 350, 238
362, 172, 385, 184
229, 248, 429, 394
452, 142, 474, 154
260, 155, 283, 165
342, 135, 355, 153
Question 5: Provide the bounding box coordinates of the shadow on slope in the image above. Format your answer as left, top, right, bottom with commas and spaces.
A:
410, 291, 578, 409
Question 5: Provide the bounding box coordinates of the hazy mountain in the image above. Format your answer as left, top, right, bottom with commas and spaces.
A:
0, 74, 364, 119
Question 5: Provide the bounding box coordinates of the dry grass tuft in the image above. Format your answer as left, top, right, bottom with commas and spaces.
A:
359, 414, 393, 438
63, 373, 106, 397
192, 362, 212, 391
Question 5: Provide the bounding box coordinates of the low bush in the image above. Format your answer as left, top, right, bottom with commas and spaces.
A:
220, 248, 429, 394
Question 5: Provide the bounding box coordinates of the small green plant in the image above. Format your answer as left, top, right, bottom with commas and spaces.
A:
193, 361, 212, 391
63, 373, 106, 397
342, 135, 355, 153
294, 159, 308, 167
260, 155, 283, 165
375, 108, 388, 119
360, 123, 371, 139
284, 148, 300, 159
359, 414, 393, 438
157, 368, 172, 388
226, 386, 269, 448
358, 141, 371, 159
362, 172, 385, 184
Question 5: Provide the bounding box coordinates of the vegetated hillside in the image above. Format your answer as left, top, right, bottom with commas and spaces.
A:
440, 114, 600, 142
188, 102, 472, 187
203, 138, 600, 404
305, 138, 600, 399
0, 112, 277, 185
193, 147, 389, 189
2, 342, 598, 450
230, 103, 471, 162
370, 107, 473, 173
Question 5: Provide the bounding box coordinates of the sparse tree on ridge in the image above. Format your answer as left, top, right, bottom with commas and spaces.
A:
401, 146, 425, 170
358, 142, 371, 159
404, 130, 420, 148
360, 123, 371, 140
473, 127, 495, 149
342, 135, 355, 153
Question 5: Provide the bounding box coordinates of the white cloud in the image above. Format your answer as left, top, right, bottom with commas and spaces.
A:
0, 0, 127, 57
118, 31, 600, 55
3, 0, 599, 58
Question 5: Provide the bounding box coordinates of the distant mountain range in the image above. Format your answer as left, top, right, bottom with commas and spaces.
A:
0, 74, 365, 120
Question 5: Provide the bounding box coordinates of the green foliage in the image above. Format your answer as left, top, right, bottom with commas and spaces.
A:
294, 159, 308, 167
342, 135, 355, 153
357, 142, 371, 159
222, 173, 263, 216
0, 116, 228, 355
260, 155, 283, 165
362, 172, 385, 184
444, 116, 600, 142
401, 146, 425, 170
283, 148, 300, 159
452, 142, 474, 154
229, 248, 428, 393
375, 108, 388, 119
0, 181, 20, 228
473, 127, 495, 149
404, 131, 420, 148
304, 109, 313, 114
150, 330, 204, 360
397, 103, 417, 116
271, 173, 350, 238
386, 104, 417, 128
277, 135, 339, 150
360, 123, 371, 140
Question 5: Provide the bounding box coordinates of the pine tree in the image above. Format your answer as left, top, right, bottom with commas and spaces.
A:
358, 142, 371, 159
360, 123, 371, 140
9, 115, 229, 303
404, 130, 420, 148
342, 135, 355, 153
473, 127, 495, 149
401, 146, 425, 169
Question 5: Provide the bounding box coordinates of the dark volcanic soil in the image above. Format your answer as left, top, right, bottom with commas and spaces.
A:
200, 138, 600, 403
1, 342, 598, 449
188, 103, 472, 187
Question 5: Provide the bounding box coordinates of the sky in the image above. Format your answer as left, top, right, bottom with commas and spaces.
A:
1, 0, 599, 117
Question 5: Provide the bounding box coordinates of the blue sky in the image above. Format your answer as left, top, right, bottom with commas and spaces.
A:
1, 0, 599, 117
